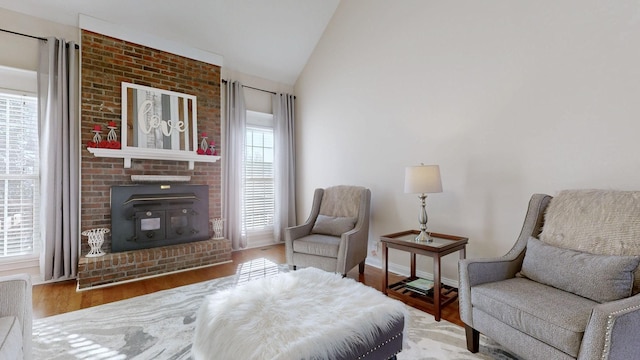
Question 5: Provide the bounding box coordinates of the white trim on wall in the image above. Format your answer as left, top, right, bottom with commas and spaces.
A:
79, 14, 224, 67
365, 257, 459, 289
0, 255, 40, 278
0, 65, 37, 93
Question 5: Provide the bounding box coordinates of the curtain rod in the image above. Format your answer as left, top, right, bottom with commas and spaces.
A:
221, 79, 295, 98
1, 28, 46, 41
0, 28, 80, 49
221, 79, 276, 95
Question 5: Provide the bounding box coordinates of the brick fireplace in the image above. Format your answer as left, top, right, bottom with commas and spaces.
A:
78, 30, 231, 289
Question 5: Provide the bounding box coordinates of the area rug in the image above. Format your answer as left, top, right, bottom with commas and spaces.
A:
33, 260, 519, 360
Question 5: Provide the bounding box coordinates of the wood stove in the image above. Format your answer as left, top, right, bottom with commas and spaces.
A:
110, 184, 210, 252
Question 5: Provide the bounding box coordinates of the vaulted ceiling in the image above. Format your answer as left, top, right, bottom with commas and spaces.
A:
0, 0, 341, 85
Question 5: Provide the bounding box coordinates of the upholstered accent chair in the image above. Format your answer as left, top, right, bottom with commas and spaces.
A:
285, 185, 371, 276
0, 273, 32, 360
459, 190, 640, 360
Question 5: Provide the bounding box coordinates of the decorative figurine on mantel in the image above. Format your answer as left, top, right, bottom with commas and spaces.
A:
197, 132, 208, 155
209, 141, 218, 156
197, 132, 217, 155
86, 122, 121, 149
106, 121, 121, 149
86, 124, 102, 148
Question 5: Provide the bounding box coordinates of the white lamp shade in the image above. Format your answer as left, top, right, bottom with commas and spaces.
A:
404, 165, 443, 194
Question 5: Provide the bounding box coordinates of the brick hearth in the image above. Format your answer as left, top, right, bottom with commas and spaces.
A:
77, 238, 231, 290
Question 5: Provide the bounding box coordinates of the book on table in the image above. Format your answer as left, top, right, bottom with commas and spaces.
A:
405, 278, 434, 295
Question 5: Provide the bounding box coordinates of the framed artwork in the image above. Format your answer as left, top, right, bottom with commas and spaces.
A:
121, 82, 198, 153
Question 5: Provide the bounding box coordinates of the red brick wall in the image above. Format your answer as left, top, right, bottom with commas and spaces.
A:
80, 30, 222, 255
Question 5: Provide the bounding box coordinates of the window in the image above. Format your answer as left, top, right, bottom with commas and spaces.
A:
243, 111, 274, 246
0, 92, 40, 258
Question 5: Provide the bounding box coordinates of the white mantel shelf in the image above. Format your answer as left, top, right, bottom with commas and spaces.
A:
87, 147, 220, 170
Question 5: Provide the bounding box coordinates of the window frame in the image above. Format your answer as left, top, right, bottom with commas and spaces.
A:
0, 66, 40, 263
242, 111, 275, 246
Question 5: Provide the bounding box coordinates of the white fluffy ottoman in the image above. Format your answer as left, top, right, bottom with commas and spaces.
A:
193, 267, 408, 360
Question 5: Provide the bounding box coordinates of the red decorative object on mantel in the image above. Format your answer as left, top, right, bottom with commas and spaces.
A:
87, 122, 121, 149
209, 140, 218, 156
197, 132, 218, 156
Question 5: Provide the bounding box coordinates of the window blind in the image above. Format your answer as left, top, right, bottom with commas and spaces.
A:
0, 93, 40, 257
243, 126, 275, 231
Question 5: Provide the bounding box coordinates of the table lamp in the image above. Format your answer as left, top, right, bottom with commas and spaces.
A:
404, 164, 442, 242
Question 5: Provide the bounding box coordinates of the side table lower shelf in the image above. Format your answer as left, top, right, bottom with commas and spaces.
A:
380, 230, 468, 321
386, 277, 459, 313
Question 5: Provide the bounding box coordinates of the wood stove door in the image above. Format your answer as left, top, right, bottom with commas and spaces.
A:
135, 210, 166, 242
166, 208, 196, 239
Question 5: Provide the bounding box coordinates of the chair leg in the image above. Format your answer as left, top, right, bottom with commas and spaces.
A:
465, 324, 480, 353
358, 260, 365, 274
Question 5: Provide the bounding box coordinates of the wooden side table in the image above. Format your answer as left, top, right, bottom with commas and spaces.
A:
380, 230, 468, 321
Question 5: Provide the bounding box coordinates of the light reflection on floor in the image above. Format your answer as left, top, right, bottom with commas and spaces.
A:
33, 323, 127, 360
235, 257, 284, 284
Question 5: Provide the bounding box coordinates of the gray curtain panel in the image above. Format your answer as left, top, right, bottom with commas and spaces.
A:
223, 81, 247, 250
272, 93, 296, 242
37, 37, 80, 281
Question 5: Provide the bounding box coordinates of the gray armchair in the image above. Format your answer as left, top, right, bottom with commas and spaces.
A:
285, 185, 371, 276
0, 273, 32, 360
459, 190, 640, 360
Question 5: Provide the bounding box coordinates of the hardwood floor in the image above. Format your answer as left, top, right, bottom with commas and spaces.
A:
32, 243, 463, 327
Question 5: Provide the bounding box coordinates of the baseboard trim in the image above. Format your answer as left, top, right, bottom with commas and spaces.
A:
365, 257, 459, 289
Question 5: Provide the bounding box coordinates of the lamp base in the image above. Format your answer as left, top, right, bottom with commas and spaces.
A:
415, 193, 433, 242
415, 230, 433, 242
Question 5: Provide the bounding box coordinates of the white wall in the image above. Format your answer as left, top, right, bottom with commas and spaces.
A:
294, 0, 640, 283
0, 8, 78, 71
221, 69, 294, 113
